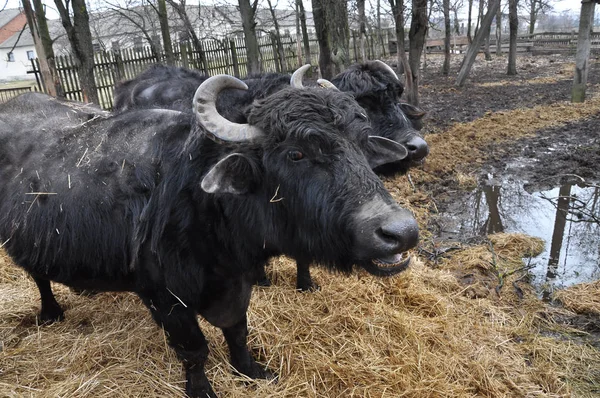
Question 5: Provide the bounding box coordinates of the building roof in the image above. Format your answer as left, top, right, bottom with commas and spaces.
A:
0, 18, 63, 49
0, 8, 22, 29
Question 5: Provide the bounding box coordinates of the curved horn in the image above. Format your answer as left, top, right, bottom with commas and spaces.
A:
193, 75, 263, 142
290, 64, 312, 88
317, 78, 340, 91
373, 60, 399, 81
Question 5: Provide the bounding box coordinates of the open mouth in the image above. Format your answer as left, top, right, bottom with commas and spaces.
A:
361, 253, 411, 276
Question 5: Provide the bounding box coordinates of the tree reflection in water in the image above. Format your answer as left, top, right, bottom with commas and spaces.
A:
438, 175, 600, 293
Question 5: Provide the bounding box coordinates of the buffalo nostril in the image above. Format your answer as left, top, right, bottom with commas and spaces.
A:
406, 136, 429, 161
377, 217, 419, 252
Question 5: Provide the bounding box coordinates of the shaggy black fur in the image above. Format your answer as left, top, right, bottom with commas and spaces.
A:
330, 60, 429, 173
0, 87, 417, 397
112, 63, 426, 290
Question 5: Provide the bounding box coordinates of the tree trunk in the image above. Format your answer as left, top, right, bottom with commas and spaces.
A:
266, 0, 286, 72
507, 0, 518, 75
22, 0, 63, 97
407, 0, 427, 106
297, 0, 311, 65
298, 0, 311, 64
157, 0, 174, 65
496, 0, 502, 55
54, 0, 99, 104
456, 0, 500, 86
572, 0, 596, 102
377, 0, 385, 58
484, 24, 492, 60
328, 0, 351, 73
442, 0, 450, 75
453, 8, 460, 35
467, 0, 474, 42
529, 0, 536, 34
475, 0, 485, 38
166, 0, 208, 73
358, 0, 367, 61
312, 0, 350, 78
238, 0, 260, 75
312, 0, 334, 78
390, 0, 410, 79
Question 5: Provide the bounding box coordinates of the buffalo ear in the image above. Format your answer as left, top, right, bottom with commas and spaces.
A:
366, 136, 408, 169
398, 102, 426, 120
201, 153, 258, 194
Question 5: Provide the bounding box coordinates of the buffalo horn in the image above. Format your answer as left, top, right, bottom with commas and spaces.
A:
290, 64, 312, 88
373, 60, 399, 81
317, 79, 340, 91
193, 75, 263, 142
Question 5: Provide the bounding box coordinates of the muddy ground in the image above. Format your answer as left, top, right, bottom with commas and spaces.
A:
413, 53, 600, 348
419, 53, 600, 190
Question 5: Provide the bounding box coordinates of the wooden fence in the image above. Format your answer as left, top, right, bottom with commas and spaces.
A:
0, 86, 38, 104
389, 31, 600, 55
29, 31, 390, 110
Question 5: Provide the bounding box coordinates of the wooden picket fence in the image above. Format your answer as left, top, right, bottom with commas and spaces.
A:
0, 85, 38, 104
29, 31, 390, 110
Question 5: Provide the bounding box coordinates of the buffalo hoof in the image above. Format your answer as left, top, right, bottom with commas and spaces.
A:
186, 381, 217, 398
236, 362, 277, 382
186, 369, 217, 398
38, 306, 65, 324
296, 279, 320, 292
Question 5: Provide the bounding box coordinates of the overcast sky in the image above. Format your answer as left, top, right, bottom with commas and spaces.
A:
1, 0, 585, 21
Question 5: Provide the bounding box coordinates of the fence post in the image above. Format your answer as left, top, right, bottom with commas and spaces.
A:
352, 31, 359, 62
180, 43, 189, 69
230, 39, 240, 78
270, 32, 281, 73
30, 59, 44, 92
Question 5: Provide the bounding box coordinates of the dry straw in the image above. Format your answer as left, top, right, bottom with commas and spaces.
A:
1, 64, 599, 397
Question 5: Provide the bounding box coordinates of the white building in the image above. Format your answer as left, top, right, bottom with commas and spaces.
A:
0, 9, 37, 81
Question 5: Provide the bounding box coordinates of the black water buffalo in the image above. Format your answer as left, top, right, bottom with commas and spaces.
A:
113, 62, 428, 290
0, 76, 418, 397
113, 63, 428, 170
329, 60, 428, 173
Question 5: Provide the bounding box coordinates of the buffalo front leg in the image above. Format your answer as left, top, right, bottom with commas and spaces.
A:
139, 290, 216, 398
33, 276, 64, 323
222, 315, 275, 380
296, 260, 319, 292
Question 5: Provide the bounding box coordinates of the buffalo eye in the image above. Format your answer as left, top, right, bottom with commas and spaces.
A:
287, 150, 304, 161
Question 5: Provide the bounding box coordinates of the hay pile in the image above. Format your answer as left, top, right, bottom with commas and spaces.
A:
1, 239, 594, 398
1, 68, 600, 398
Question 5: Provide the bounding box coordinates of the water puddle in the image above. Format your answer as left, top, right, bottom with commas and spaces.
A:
436, 173, 600, 294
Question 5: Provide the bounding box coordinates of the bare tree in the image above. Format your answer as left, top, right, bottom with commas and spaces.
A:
507, 0, 518, 75
102, 0, 161, 58
357, 0, 367, 61
157, 0, 174, 64
467, 0, 473, 42
572, 0, 596, 102
495, 0, 502, 55
22, 0, 63, 97
311, 0, 350, 79
407, 0, 428, 105
451, 0, 463, 35
238, 0, 260, 74
483, 0, 492, 61
456, 0, 500, 86
523, 0, 554, 34
296, 0, 311, 65
442, 0, 450, 74
265, 0, 286, 72
165, 0, 208, 72
388, 0, 411, 83
55, 0, 99, 104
